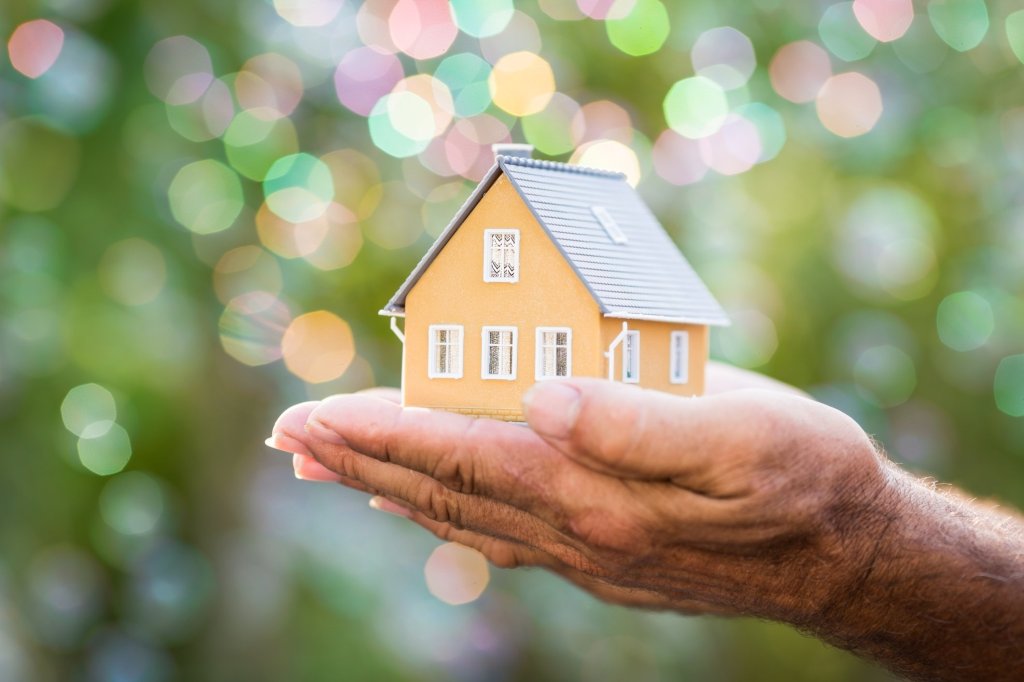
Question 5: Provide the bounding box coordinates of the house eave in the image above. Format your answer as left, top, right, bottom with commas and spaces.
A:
378, 308, 405, 318
603, 312, 731, 327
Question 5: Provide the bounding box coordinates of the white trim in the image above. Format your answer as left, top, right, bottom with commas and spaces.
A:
428, 325, 463, 379
604, 312, 728, 327
378, 309, 406, 318
535, 327, 572, 380
483, 229, 520, 283
389, 316, 405, 344
622, 330, 640, 383
604, 321, 629, 381
669, 330, 689, 384
481, 326, 518, 380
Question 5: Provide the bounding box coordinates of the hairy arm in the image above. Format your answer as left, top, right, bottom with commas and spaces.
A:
269, 364, 1024, 681
814, 468, 1024, 680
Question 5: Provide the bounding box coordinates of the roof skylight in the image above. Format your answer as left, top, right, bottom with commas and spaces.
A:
591, 205, 628, 245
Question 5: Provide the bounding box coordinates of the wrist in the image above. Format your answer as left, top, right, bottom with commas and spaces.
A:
799, 452, 907, 635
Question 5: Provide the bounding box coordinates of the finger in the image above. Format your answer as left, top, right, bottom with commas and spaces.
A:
368, 496, 556, 570
705, 361, 808, 398
370, 497, 722, 613
521, 379, 778, 486
268, 400, 321, 456
277, 412, 593, 564
303, 394, 604, 522
357, 387, 401, 403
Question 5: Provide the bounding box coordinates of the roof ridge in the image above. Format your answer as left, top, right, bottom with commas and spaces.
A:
497, 154, 626, 179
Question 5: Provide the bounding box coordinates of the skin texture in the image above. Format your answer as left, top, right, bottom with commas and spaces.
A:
269, 361, 1024, 681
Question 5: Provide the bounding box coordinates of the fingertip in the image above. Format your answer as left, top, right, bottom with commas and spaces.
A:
292, 453, 344, 482
522, 381, 581, 440
272, 400, 321, 438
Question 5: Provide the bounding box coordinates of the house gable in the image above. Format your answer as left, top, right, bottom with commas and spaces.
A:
401, 172, 602, 415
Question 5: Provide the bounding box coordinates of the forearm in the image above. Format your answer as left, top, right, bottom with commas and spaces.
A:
814, 466, 1024, 681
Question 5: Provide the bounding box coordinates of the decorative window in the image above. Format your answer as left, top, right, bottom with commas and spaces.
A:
669, 331, 689, 384
428, 325, 463, 379
591, 206, 627, 245
536, 327, 572, 380
483, 229, 519, 282
622, 330, 640, 383
482, 326, 517, 380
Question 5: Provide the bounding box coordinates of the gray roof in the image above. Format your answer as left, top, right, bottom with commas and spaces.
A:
381, 155, 729, 326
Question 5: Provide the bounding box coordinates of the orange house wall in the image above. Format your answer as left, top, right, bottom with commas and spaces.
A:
598, 319, 709, 397
403, 174, 602, 420
401, 173, 710, 420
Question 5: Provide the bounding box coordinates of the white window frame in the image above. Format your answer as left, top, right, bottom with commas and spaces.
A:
669, 330, 690, 384
535, 327, 572, 380
622, 330, 640, 383
481, 326, 518, 380
428, 325, 463, 379
483, 229, 520, 283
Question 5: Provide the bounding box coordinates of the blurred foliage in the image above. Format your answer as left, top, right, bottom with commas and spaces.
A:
2, 0, 1024, 680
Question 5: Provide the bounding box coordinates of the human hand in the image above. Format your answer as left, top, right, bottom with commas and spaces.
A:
268, 363, 890, 624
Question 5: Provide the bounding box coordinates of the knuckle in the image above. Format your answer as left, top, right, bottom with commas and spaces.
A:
429, 418, 493, 494
582, 398, 647, 468
415, 481, 463, 528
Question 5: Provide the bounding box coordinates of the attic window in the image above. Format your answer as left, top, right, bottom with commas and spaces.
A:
483, 229, 519, 282
591, 206, 627, 245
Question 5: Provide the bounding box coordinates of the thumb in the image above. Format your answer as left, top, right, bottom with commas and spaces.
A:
522, 378, 713, 479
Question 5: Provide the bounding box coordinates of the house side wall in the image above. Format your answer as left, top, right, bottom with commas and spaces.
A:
599, 319, 709, 396
403, 173, 602, 421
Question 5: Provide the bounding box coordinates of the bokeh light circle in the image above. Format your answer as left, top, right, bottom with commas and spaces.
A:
144, 36, 213, 105
605, 0, 670, 57
854, 344, 917, 407
819, 2, 877, 62
936, 291, 994, 351
273, 0, 344, 27
77, 423, 132, 476
691, 26, 756, 90
223, 111, 300, 181
61, 383, 117, 438
168, 160, 244, 234
281, 311, 356, 383
652, 130, 707, 185
263, 153, 335, 223
424, 542, 490, 605
853, 0, 914, 42
449, 0, 515, 38
571, 139, 641, 187
663, 76, 728, 139
816, 72, 883, 138
8, 20, 65, 79
219, 292, 291, 366
928, 0, 989, 52
769, 41, 832, 104
834, 186, 938, 300
488, 51, 556, 117
389, 0, 457, 60
334, 47, 405, 117
435, 53, 493, 117
994, 355, 1024, 417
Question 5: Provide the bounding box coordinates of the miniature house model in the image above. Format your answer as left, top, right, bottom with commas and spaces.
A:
380, 145, 728, 422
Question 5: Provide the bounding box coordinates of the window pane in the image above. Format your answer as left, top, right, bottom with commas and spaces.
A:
556, 347, 567, 376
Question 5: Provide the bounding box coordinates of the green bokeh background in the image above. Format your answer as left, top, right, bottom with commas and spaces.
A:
2, 0, 1024, 680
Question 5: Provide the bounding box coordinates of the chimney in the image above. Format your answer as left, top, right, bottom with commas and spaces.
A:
492, 143, 534, 160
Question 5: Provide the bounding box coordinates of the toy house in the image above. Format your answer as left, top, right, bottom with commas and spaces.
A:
380, 145, 728, 422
